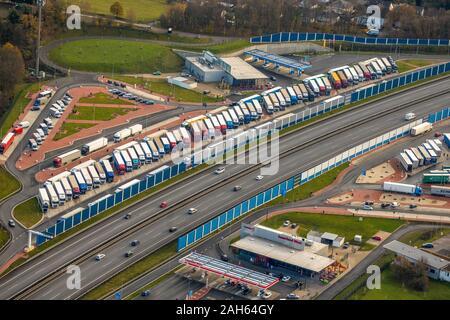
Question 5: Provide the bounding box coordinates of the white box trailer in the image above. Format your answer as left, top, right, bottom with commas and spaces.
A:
53, 149, 81, 167
418, 146, 432, 164
147, 140, 160, 160
114, 128, 131, 143
53, 181, 66, 205
139, 142, 153, 163
38, 188, 50, 213
44, 183, 59, 208
179, 127, 191, 145
94, 161, 107, 183
72, 159, 96, 172
129, 124, 143, 136
427, 139, 442, 156
410, 147, 424, 166
430, 185, 450, 197
47, 170, 72, 184
88, 165, 101, 188
404, 149, 419, 169
398, 152, 413, 172
411, 122, 432, 136
280, 89, 291, 105
263, 95, 274, 114
268, 93, 280, 111
80, 167, 93, 190
383, 181, 422, 195
252, 99, 263, 115
133, 143, 146, 164
60, 177, 73, 201
81, 137, 108, 155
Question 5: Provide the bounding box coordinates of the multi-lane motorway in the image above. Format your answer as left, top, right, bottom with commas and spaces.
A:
0, 76, 448, 300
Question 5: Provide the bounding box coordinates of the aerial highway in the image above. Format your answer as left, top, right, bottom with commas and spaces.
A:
0, 76, 449, 299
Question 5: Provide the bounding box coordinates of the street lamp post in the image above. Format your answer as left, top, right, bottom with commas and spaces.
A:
36, 0, 46, 79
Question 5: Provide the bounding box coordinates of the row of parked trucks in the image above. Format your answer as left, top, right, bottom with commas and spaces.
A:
239, 56, 397, 116
1, 89, 58, 154
327, 56, 398, 90
398, 138, 442, 172
52, 124, 143, 168
38, 159, 115, 212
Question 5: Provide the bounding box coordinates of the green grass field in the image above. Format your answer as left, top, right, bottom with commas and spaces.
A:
350, 268, 450, 300
401, 228, 450, 248
264, 163, 349, 206
396, 59, 435, 73
113, 76, 224, 103
0, 166, 21, 202
68, 105, 136, 121
54, 25, 212, 44
73, 0, 169, 22
0, 82, 40, 136
78, 92, 131, 105
0, 226, 9, 250
173, 39, 250, 55
13, 197, 43, 228
261, 212, 404, 249
53, 122, 96, 141
49, 39, 183, 74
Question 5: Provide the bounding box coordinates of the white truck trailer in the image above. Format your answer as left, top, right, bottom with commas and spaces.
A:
410, 122, 432, 136
81, 137, 108, 155
383, 181, 422, 196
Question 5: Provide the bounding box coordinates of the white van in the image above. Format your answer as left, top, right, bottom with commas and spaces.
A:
405, 113, 416, 121
18, 121, 30, 128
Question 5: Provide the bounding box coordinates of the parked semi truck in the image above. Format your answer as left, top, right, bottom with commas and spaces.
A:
81, 137, 108, 155
53, 149, 81, 167
410, 122, 432, 136
383, 181, 422, 196
114, 128, 132, 143
430, 185, 450, 197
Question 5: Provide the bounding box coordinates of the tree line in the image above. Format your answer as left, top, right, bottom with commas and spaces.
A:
159, 0, 450, 39
0, 0, 66, 121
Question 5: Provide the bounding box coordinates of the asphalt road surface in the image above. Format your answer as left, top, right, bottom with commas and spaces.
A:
0, 78, 448, 299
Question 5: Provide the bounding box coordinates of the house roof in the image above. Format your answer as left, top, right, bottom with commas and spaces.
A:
384, 240, 450, 270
